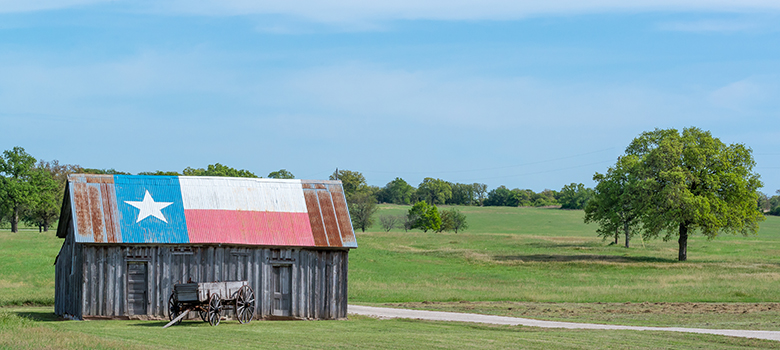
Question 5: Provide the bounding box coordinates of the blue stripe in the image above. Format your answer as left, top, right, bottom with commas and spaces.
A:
114, 175, 189, 244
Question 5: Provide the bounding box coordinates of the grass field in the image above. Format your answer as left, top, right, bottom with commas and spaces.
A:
350, 205, 780, 303
1, 206, 779, 349
2, 308, 779, 349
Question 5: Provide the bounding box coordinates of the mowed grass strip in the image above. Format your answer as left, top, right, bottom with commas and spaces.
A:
2, 307, 779, 350
371, 301, 780, 331
351, 206, 780, 304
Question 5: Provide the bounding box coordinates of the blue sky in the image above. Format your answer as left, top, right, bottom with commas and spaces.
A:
1, 1, 778, 193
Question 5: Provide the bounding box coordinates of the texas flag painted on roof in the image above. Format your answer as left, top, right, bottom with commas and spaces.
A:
60, 174, 357, 248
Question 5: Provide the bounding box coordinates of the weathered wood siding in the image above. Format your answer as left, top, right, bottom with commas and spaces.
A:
57, 238, 350, 320
54, 223, 84, 318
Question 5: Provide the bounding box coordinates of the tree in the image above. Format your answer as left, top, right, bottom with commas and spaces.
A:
379, 215, 399, 232
183, 163, 258, 178
627, 127, 764, 261
472, 183, 488, 206
440, 208, 468, 233
448, 183, 476, 206
407, 201, 441, 232
770, 190, 780, 216
417, 178, 452, 205
137, 170, 181, 176
267, 169, 295, 179
757, 191, 771, 213
584, 155, 644, 248
330, 169, 367, 199
22, 167, 60, 232
82, 168, 130, 175
484, 186, 512, 206
348, 191, 378, 232
558, 183, 594, 210
382, 177, 415, 205
0, 147, 37, 232
533, 189, 559, 207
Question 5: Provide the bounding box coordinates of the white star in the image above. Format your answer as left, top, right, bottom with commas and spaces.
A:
124, 190, 173, 223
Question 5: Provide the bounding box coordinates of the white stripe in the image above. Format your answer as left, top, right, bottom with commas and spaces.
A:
179, 177, 307, 212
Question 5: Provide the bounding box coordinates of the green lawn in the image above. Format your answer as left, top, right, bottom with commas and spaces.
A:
2, 207, 780, 349
350, 205, 780, 303
2, 307, 778, 350
0, 228, 60, 307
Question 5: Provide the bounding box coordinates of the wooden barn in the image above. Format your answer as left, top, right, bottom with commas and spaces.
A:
54, 174, 356, 321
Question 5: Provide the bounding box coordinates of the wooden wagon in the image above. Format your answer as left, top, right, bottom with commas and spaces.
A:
166, 281, 255, 327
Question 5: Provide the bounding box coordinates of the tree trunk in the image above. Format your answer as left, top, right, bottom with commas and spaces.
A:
11, 205, 19, 233
624, 222, 630, 248
678, 223, 688, 261
614, 227, 619, 245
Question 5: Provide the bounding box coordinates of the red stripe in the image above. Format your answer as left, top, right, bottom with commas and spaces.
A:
185, 210, 315, 246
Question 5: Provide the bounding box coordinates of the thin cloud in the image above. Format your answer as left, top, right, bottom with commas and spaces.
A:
0, 0, 111, 13
657, 19, 768, 32
5, 1, 780, 22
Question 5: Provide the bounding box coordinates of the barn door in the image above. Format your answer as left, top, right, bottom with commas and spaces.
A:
271, 265, 291, 317
127, 262, 148, 315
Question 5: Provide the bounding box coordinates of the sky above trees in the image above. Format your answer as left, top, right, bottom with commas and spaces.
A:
0, 1, 778, 192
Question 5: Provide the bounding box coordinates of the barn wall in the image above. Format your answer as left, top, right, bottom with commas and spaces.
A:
55, 222, 84, 318
76, 244, 349, 320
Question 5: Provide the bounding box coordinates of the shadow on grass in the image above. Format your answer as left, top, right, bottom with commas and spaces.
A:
526, 242, 607, 249
494, 254, 677, 263
12, 310, 61, 322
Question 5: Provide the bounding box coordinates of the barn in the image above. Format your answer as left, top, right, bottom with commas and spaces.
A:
54, 174, 356, 321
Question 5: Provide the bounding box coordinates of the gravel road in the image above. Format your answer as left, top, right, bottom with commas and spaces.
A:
348, 305, 780, 342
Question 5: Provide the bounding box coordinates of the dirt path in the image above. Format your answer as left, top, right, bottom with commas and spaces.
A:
348, 305, 780, 342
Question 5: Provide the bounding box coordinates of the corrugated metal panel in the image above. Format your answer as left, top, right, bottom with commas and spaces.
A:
328, 184, 357, 248
64, 174, 356, 248
303, 190, 329, 246
317, 190, 343, 247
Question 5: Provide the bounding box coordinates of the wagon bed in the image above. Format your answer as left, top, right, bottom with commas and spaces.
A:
166, 281, 255, 327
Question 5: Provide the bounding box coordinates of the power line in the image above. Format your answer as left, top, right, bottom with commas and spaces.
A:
362, 147, 616, 175
461, 159, 614, 183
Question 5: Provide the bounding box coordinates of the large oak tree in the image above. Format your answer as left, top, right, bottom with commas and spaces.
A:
606, 128, 764, 261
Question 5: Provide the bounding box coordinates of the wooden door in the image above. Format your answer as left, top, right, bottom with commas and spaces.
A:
271, 265, 291, 317
127, 262, 147, 315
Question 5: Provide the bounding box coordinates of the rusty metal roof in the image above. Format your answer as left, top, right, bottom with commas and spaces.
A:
56, 174, 356, 248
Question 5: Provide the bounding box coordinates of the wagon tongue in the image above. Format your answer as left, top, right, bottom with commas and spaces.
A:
163, 310, 190, 329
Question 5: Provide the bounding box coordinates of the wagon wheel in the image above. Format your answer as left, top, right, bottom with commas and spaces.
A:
235, 285, 255, 324
168, 292, 182, 325
207, 294, 222, 326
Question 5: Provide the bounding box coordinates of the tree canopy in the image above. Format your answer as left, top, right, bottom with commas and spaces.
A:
0, 147, 38, 232
586, 127, 765, 261
584, 155, 643, 247
183, 163, 258, 178
348, 191, 379, 232
267, 169, 295, 179
558, 183, 594, 210
416, 178, 452, 205
408, 201, 441, 232
329, 169, 367, 199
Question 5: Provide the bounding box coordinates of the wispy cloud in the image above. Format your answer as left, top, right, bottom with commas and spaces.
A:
0, 0, 111, 13
5, 0, 780, 22
657, 18, 771, 32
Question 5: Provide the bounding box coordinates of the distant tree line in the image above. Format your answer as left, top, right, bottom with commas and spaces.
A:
339, 174, 594, 210
757, 190, 780, 216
